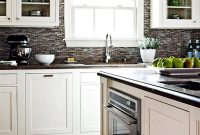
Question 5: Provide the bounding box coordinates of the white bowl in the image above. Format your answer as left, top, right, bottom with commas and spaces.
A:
35, 54, 55, 65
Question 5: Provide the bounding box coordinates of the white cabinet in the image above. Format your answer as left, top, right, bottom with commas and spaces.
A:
0, 87, 17, 135
0, 0, 12, 22
151, 0, 199, 28
80, 84, 100, 133
144, 97, 190, 135
0, 0, 59, 26
25, 73, 73, 135
79, 72, 100, 135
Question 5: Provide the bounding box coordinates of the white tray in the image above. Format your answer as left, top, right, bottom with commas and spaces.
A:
148, 66, 200, 76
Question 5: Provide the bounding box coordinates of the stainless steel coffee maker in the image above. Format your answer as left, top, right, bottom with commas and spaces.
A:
7, 35, 32, 65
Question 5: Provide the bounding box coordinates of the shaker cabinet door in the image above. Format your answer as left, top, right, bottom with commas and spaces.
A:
80, 84, 100, 133
144, 97, 190, 135
25, 73, 73, 135
0, 87, 17, 135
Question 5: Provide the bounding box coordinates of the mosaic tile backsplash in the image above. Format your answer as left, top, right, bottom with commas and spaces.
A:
0, 0, 198, 64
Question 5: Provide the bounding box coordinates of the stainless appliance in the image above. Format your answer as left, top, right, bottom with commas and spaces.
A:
7, 35, 32, 65
105, 88, 141, 135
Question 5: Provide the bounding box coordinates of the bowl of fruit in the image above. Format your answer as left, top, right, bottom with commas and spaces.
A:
151, 57, 200, 76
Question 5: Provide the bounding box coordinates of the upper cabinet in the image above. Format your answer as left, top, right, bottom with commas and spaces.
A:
0, 0, 59, 27
0, 0, 12, 22
151, 0, 199, 28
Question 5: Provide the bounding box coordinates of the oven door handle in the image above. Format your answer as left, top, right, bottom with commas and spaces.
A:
104, 105, 137, 125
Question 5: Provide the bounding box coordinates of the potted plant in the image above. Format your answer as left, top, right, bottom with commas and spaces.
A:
138, 37, 160, 63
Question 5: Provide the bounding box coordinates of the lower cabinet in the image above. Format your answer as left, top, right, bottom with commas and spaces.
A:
144, 97, 190, 135
80, 84, 100, 133
79, 72, 100, 135
25, 73, 73, 135
0, 87, 17, 135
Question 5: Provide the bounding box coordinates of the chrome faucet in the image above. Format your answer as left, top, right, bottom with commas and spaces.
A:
105, 34, 113, 63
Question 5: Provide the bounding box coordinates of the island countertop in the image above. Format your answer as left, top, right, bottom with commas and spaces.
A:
97, 69, 200, 108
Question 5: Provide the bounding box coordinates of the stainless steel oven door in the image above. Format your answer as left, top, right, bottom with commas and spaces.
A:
105, 106, 138, 135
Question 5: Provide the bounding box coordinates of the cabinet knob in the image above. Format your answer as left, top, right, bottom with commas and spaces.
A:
7, 17, 10, 20
193, 20, 197, 23
16, 18, 19, 20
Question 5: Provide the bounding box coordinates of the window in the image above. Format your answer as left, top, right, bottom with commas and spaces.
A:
65, 0, 144, 47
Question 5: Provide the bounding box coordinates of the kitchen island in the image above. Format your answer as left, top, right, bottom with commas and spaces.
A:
98, 69, 200, 135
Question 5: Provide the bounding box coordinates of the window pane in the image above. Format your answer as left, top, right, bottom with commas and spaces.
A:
72, 0, 94, 6
114, 0, 135, 7
95, 9, 114, 38
73, 8, 94, 38
93, 0, 114, 6
114, 9, 135, 38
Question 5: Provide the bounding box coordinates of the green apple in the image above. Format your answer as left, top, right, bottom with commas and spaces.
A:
194, 57, 200, 68
157, 58, 163, 68
173, 58, 184, 68
152, 58, 160, 67
169, 56, 175, 62
162, 58, 173, 68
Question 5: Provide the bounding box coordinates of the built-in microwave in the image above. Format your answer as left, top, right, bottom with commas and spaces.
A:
105, 88, 141, 135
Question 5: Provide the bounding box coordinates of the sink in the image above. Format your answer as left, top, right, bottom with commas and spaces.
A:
159, 81, 200, 91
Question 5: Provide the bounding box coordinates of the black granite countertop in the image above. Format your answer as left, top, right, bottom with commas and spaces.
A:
97, 69, 200, 108
0, 63, 146, 70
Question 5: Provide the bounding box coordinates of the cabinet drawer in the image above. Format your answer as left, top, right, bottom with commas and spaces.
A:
80, 73, 100, 83
0, 74, 17, 85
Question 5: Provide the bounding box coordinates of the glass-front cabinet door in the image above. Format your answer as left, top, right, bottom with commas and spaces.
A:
0, 0, 11, 22
163, 0, 199, 27
151, 0, 199, 28
16, 0, 58, 25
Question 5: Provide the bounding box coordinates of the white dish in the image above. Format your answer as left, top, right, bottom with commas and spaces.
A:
35, 54, 55, 65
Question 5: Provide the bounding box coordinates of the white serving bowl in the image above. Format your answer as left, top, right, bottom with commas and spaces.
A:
35, 54, 55, 65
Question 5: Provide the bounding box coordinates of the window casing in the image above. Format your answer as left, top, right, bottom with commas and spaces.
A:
65, 0, 144, 47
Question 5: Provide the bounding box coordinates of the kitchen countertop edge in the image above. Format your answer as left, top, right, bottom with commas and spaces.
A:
0, 63, 145, 70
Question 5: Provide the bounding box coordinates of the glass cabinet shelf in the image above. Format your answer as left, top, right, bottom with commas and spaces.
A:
22, 2, 50, 5
0, 1, 6, 4
167, 6, 191, 8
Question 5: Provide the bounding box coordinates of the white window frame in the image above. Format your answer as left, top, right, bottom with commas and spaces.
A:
64, 0, 144, 47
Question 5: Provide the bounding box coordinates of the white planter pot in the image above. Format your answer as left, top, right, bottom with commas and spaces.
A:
140, 49, 156, 63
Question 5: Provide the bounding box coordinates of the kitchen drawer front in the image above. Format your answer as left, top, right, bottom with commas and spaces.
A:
0, 74, 17, 85
80, 73, 100, 83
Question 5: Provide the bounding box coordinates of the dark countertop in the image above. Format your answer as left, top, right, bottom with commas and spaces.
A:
97, 69, 200, 108
0, 63, 146, 70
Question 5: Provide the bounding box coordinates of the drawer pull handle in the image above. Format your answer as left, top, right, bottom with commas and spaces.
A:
43, 75, 53, 77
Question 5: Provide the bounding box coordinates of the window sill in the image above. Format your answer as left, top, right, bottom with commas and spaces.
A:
64, 39, 139, 47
